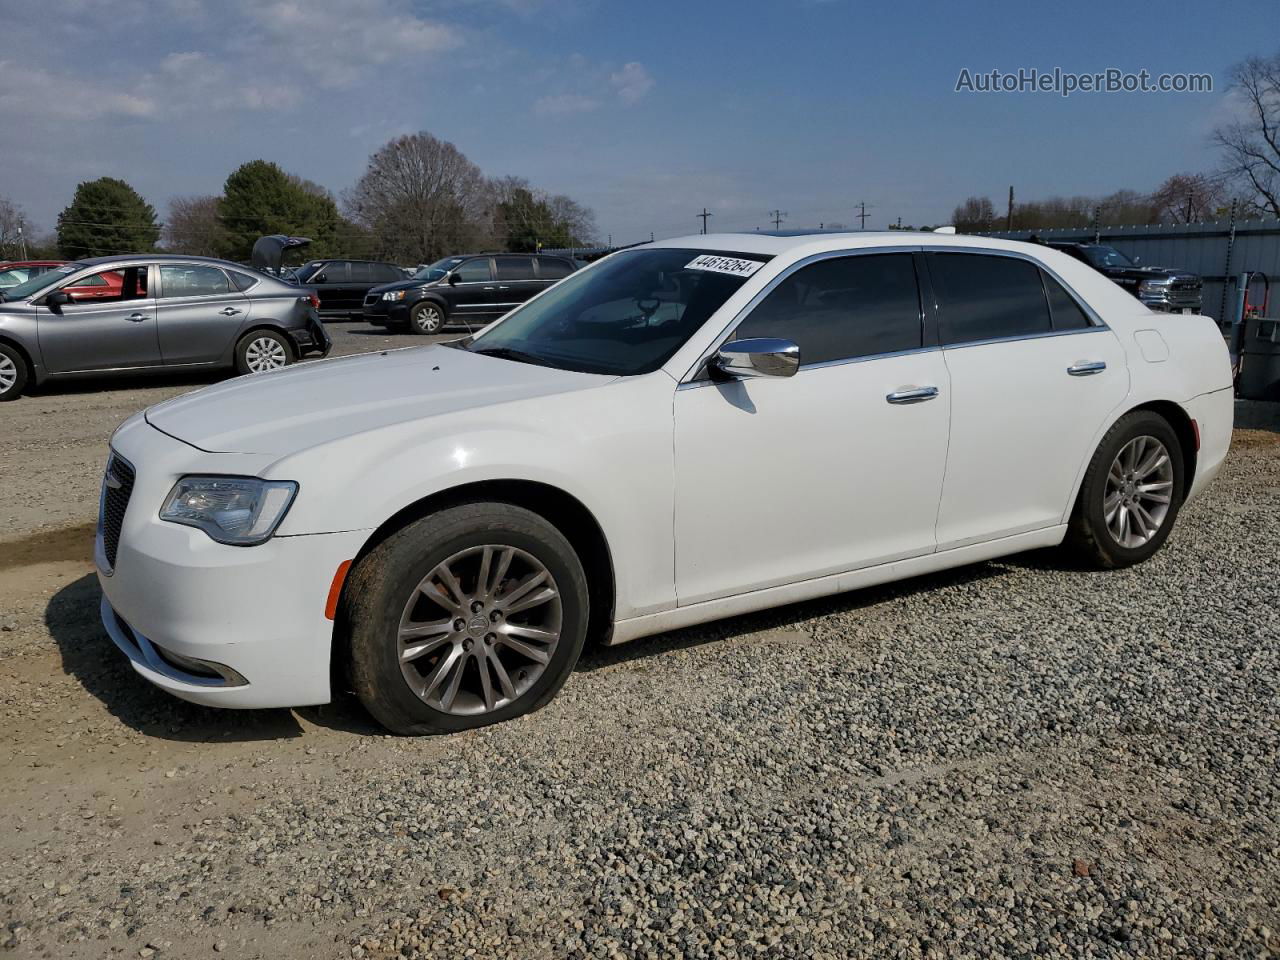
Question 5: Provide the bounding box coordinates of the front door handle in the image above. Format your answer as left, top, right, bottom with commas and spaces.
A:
1067, 361, 1106, 376
483, 286, 496, 291
220, 307, 241, 316
125, 313, 147, 323
886, 386, 939, 405
498, 285, 510, 290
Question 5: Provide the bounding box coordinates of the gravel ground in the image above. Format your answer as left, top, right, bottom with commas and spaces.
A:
1, 349, 1278, 958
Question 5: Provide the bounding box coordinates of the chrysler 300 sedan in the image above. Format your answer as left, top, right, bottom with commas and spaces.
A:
0, 255, 330, 401
96, 232, 1233, 734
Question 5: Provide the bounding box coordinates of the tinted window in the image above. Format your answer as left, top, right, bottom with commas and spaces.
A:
314, 261, 348, 283
348, 262, 374, 283
930, 253, 1051, 345
734, 253, 921, 365
160, 265, 233, 298
62, 266, 148, 304
227, 269, 260, 292
538, 258, 574, 280
1042, 271, 1092, 331
454, 259, 491, 283
374, 263, 403, 282
494, 256, 536, 281
0, 268, 32, 286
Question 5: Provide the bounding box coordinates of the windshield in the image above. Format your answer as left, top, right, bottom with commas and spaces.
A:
414, 257, 465, 282
1084, 245, 1134, 269
467, 248, 769, 376
2, 263, 82, 301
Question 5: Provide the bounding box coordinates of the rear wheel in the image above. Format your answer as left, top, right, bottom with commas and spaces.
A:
1066, 410, 1185, 568
0, 343, 28, 401
410, 301, 445, 335
235, 330, 294, 375
343, 503, 589, 734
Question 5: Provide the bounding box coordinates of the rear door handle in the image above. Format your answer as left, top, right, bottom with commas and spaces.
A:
125, 313, 147, 323
498, 285, 510, 290
886, 386, 939, 405
220, 307, 241, 316
1067, 361, 1106, 376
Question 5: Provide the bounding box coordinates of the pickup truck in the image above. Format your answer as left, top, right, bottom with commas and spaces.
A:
1046, 241, 1202, 313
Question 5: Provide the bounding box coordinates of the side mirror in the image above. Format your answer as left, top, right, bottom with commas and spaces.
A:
314, 273, 328, 284
448, 273, 459, 286
712, 338, 800, 379
45, 291, 72, 312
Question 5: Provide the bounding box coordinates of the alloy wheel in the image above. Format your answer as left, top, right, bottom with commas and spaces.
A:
245, 336, 289, 373
1103, 435, 1174, 548
397, 544, 562, 716
415, 305, 442, 333
0, 354, 16, 392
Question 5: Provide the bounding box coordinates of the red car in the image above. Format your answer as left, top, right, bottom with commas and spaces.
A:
0, 260, 124, 300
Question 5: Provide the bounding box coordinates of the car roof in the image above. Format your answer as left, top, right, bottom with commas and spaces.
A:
646, 230, 1062, 258
0, 260, 66, 267
76, 254, 255, 269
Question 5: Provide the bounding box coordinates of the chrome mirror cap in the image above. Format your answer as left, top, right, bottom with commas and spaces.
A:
713, 338, 800, 379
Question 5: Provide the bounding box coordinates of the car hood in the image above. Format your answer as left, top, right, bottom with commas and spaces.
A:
145, 345, 612, 456
368, 278, 433, 295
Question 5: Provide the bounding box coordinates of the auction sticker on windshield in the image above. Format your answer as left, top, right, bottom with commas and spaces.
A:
685, 254, 767, 277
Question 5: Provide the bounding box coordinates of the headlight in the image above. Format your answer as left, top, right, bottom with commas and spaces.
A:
159, 476, 298, 545
1138, 280, 1166, 293
381, 290, 406, 301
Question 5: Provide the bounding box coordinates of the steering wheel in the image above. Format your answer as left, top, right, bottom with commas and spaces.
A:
633, 297, 662, 325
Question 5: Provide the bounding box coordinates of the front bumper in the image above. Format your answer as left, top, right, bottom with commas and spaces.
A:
96, 421, 370, 709
363, 297, 410, 327
1138, 287, 1202, 313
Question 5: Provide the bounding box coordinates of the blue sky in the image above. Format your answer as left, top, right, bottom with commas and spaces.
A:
1, 0, 1274, 244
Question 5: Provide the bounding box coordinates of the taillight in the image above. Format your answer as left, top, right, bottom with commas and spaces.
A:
306, 293, 320, 310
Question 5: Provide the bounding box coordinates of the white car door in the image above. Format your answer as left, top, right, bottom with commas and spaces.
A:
673, 251, 951, 606
926, 251, 1129, 549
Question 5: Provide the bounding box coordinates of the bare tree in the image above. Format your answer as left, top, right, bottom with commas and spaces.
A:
951, 196, 995, 232
165, 195, 226, 256
0, 196, 29, 259
1214, 53, 1280, 218
344, 133, 491, 264
1151, 174, 1228, 223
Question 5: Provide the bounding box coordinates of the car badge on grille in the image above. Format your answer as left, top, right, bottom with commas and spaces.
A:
105, 469, 123, 490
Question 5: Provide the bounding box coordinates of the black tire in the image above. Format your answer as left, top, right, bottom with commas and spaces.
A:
233, 329, 294, 375
0, 342, 29, 401
410, 300, 446, 335
342, 502, 590, 735
1066, 410, 1186, 569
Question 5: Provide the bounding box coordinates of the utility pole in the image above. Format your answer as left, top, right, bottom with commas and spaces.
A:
769, 209, 786, 230
697, 208, 712, 234
1185, 190, 1194, 223
896, 216, 902, 230
1006, 186, 1014, 231
1091, 206, 1100, 244
16, 219, 27, 260
854, 202, 871, 230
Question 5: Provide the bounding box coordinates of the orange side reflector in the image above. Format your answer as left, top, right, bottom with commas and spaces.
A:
325, 560, 353, 621
1190, 418, 1200, 452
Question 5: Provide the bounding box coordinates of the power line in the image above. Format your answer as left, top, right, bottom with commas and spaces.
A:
854, 202, 872, 230
697, 208, 712, 234
769, 209, 786, 230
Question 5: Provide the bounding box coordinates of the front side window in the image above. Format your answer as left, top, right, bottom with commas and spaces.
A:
62, 266, 149, 304
159, 265, 233, 298
537, 258, 574, 280
453, 259, 492, 283
414, 257, 464, 282
312, 261, 348, 283
930, 253, 1051, 345
467, 247, 769, 376
732, 253, 922, 365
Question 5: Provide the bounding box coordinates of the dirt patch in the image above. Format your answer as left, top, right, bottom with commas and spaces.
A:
0, 522, 96, 573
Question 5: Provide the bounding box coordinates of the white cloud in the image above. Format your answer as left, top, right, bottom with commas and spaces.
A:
610, 62, 654, 105
0, 61, 157, 120
534, 93, 600, 116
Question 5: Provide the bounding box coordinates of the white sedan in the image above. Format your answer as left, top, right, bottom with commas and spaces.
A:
96, 232, 1233, 734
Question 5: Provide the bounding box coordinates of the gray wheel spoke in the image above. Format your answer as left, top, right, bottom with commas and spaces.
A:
397, 543, 562, 717
1103, 435, 1174, 549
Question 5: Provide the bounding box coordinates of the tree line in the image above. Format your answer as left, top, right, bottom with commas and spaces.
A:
2, 131, 596, 265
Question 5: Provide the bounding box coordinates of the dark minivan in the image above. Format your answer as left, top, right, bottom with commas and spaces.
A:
295, 259, 408, 319
362, 253, 577, 334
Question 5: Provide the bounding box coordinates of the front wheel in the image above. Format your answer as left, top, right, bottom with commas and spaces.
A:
235, 330, 294, 375
410, 301, 445, 335
1066, 410, 1185, 569
342, 503, 589, 734
0, 342, 29, 401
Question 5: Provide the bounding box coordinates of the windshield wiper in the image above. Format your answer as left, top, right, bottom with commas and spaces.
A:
470, 346, 555, 368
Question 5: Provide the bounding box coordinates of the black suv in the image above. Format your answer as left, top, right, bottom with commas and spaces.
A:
294, 259, 408, 319
1045, 242, 1202, 314
363, 253, 577, 334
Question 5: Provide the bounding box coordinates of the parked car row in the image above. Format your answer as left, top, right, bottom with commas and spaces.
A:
0, 256, 330, 401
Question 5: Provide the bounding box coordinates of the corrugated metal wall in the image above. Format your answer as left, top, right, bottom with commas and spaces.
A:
979, 219, 1280, 322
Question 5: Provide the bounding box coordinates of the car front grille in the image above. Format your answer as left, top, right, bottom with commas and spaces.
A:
100, 454, 135, 571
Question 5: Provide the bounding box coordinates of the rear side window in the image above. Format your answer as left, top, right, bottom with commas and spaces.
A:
538, 258, 574, 280
348, 262, 375, 283
453, 258, 492, 283
494, 256, 536, 281
930, 253, 1051, 345
733, 253, 922, 365
1041, 271, 1092, 330
374, 263, 403, 282
227, 269, 260, 292
159, 265, 233, 298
